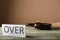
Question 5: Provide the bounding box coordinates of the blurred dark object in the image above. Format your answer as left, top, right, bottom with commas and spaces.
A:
26, 22, 52, 30
34, 22, 52, 30
26, 23, 34, 27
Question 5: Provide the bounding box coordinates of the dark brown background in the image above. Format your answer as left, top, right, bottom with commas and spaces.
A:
0, 0, 60, 24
